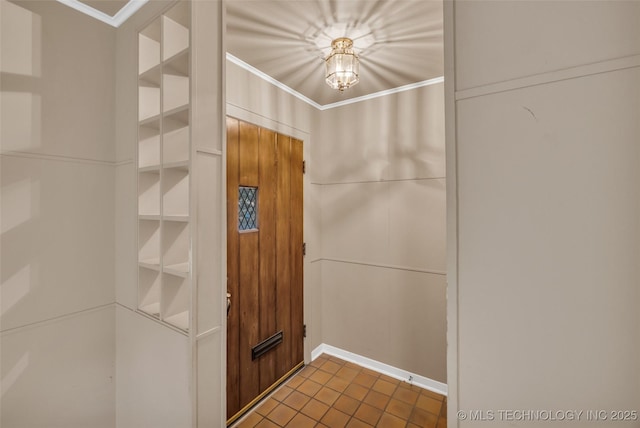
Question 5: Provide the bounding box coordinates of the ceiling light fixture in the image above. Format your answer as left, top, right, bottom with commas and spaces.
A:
325, 37, 360, 92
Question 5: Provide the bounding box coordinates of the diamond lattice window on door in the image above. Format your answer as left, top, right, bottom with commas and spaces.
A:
238, 186, 258, 231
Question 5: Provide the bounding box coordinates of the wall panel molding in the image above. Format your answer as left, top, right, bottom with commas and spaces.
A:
0, 303, 114, 335
456, 54, 640, 101
0, 151, 119, 166
321, 258, 446, 276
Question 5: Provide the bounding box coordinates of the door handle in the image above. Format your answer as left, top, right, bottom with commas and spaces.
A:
227, 292, 231, 317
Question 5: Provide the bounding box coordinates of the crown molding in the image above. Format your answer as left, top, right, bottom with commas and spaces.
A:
226, 53, 324, 110
227, 53, 443, 111
321, 76, 445, 110
55, 0, 148, 27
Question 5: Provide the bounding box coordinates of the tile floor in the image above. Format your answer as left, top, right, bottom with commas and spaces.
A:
231, 354, 447, 428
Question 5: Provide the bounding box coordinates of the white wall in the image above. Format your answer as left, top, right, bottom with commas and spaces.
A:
1, 0, 116, 426
448, 1, 640, 426
1, 307, 115, 428
115, 306, 190, 428
314, 84, 447, 384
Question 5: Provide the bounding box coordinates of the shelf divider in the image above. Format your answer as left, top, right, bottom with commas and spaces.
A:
163, 215, 190, 222
138, 258, 161, 271
164, 262, 190, 278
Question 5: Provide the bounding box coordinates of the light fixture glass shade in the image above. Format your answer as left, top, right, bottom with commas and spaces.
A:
325, 37, 359, 91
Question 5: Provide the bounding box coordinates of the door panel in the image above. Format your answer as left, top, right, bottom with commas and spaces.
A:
274, 135, 292, 380
238, 231, 260, 404
238, 121, 260, 406
290, 140, 304, 365
226, 118, 240, 416
257, 128, 278, 391
226, 118, 304, 422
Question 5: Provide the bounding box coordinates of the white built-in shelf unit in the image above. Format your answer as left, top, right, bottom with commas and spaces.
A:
137, 1, 191, 332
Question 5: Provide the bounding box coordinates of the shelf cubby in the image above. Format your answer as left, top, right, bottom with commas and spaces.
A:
162, 167, 189, 217
138, 171, 160, 216
164, 49, 189, 75
138, 1, 191, 332
163, 99, 190, 165
138, 219, 160, 266
138, 18, 161, 75
139, 68, 161, 122
162, 3, 190, 61
162, 221, 189, 272
139, 267, 161, 317
162, 274, 190, 330
139, 64, 162, 85
139, 120, 160, 169
162, 71, 189, 113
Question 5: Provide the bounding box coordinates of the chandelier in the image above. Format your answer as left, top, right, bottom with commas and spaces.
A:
325, 37, 360, 91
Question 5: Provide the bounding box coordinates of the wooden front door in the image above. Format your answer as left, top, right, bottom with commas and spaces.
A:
226, 117, 304, 423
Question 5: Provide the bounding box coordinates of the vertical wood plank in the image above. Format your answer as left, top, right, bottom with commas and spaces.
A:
238, 232, 260, 406
290, 139, 304, 365
258, 128, 278, 391
225, 117, 240, 418
238, 122, 259, 186
238, 120, 261, 408
275, 134, 292, 379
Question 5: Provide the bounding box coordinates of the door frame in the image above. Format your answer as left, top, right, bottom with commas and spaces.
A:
223, 104, 313, 418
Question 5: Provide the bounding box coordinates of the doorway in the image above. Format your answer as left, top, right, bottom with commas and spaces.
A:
226, 117, 305, 424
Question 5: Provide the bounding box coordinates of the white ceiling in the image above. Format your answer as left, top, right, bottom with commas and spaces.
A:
57, 0, 443, 107
226, 0, 444, 106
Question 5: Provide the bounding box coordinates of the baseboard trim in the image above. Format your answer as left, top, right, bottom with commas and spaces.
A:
311, 343, 447, 397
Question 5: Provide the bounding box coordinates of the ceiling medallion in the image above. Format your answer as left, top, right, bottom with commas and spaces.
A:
325, 37, 360, 92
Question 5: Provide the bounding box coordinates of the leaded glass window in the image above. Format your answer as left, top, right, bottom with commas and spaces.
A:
238, 186, 258, 231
